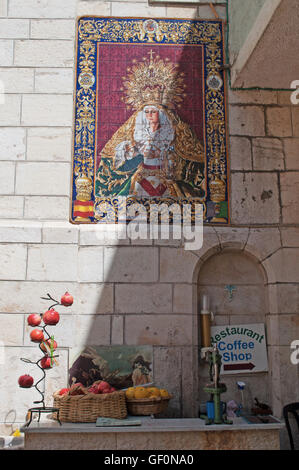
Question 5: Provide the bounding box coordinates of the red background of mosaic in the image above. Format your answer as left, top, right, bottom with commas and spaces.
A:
96, 43, 204, 167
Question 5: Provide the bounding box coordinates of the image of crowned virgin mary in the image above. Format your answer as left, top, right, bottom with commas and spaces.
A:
95, 51, 206, 200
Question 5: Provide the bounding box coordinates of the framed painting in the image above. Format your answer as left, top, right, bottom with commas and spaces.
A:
71, 16, 229, 224
69, 345, 153, 389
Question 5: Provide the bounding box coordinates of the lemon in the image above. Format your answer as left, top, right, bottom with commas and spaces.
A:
147, 387, 160, 398
160, 389, 170, 398
125, 388, 135, 399
134, 387, 149, 399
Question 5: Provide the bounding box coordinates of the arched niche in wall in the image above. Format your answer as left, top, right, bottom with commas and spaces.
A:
197, 248, 271, 413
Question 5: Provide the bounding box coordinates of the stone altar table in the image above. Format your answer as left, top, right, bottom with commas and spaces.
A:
21, 416, 284, 450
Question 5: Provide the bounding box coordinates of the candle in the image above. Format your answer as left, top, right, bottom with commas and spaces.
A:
200, 295, 211, 347
202, 294, 209, 311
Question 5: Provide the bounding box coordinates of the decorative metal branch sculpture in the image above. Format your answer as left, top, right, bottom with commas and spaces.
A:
18, 292, 73, 427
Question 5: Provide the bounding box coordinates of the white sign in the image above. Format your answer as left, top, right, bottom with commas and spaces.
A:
210, 323, 268, 375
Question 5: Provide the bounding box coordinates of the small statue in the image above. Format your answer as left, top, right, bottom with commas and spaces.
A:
226, 400, 239, 418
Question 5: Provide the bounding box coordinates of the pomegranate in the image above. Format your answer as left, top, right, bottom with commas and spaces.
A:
18, 374, 34, 388
27, 314, 42, 327
43, 308, 60, 325
40, 356, 53, 369
30, 329, 44, 343
40, 338, 57, 353
61, 292, 73, 307
97, 381, 110, 393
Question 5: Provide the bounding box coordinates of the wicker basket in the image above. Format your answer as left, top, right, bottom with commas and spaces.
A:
126, 396, 171, 416
53, 391, 127, 422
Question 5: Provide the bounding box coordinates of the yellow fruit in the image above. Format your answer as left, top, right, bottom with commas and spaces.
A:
160, 389, 170, 398
147, 387, 160, 398
134, 387, 149, 399
125, 388, 135, 399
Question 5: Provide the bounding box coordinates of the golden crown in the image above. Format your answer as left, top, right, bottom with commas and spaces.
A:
121, 50, 187, 110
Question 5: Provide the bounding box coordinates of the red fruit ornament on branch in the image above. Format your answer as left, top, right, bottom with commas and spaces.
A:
18, 374, 34, 388
40, 338, 58, 353
30, 329, 44, 343
19, 291, 74, 427
27, 314, 42, 327
61, 292, 73, 307
40, 356, 53, 369
43, 308, 60, 325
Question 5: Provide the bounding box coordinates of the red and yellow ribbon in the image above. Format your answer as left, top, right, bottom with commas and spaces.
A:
73, 200, 94, 218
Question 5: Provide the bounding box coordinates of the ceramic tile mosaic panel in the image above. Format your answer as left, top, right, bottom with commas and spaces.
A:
71, 17, 229, 224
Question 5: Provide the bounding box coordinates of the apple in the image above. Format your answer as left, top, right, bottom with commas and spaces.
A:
101, 387, 111, 395
27, 314, 42, 327
110, 387, 116, 392
43, 308, 60, 325
40, 356, 53, 369
30, 329, 44, 343
18, 374, 34, 388
61, 292, 73, 307
40, 338, 57, 353
59, 388, 70, 396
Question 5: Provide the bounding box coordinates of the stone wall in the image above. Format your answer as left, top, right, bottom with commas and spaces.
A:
0, 0, 298, 449
228, 0, 266, 63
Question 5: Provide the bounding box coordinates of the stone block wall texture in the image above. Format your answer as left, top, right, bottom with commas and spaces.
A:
0, 0, 298, 450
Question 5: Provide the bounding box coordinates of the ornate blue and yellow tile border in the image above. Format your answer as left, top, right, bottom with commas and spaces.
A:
71, 16, 229, 224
